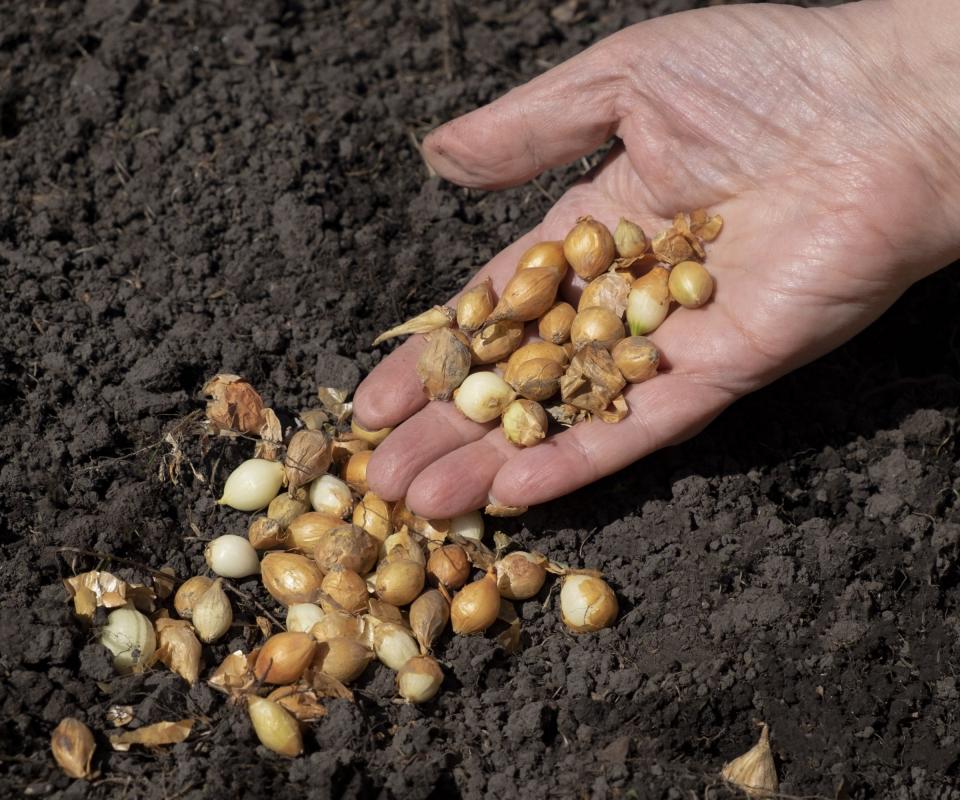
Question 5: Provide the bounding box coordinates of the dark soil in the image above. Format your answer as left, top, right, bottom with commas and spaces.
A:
2, 0, 959, 798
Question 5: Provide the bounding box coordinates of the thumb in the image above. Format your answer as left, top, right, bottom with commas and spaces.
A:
422, 36, 629, 190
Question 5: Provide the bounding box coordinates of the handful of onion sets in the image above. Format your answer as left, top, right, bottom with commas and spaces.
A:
375, 210, 722, 447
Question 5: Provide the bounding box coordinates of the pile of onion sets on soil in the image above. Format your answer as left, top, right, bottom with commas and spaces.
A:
55, 366, 621, 761
375, 210, 722, 449
50, 209, 758, 773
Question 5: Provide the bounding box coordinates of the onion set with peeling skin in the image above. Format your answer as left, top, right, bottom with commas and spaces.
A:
382, 527, 427, 564
373, 623, 420, 671
612, 336, 660, 383
286, 603, 325, 634
454, 372, 517, 423
314, 524, 379, 576
417, 328, 472, 401
218, 458, 284, 511
456, 278, 495, 333
563, 216, 617, 280
352, 491, 393, 542
449, 510, 484, 542
560, 574, 618, 632
99, 607, 157, 673
155, 618, 202, 685
249, 517, 285, 550
391, 501, 448, 543
268, 493, 310, 529
397, 656, 444, 703
578, 271, 631, 317
308, 474, 353, 518
538, 301, 577, 344
470, 319, 524, 364
496, 552, 547, 600
309, 611, 364, 643
501, 399, 548, 447
668, 260, 714, 308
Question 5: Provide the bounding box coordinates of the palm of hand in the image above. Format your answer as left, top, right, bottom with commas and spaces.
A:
354, 3, 946, 517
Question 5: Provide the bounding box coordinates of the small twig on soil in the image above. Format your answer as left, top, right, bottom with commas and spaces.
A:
53, 547, 179, 583
578, 527, 598, 560
531, 177, 557, 204
221, 581, 286, 632
440, 0, 457, 81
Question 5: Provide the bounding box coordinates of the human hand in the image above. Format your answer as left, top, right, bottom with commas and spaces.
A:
353, 0, 960, 518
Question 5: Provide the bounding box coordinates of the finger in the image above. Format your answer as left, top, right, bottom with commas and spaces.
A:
365, 400, 493, 502
489, 375, 733, 508
422, 39, 628, 190
405, 428, 517, 518
353, 229, 542, 430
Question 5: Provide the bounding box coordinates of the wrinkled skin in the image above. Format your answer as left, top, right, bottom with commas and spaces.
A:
354, 0, 960, 517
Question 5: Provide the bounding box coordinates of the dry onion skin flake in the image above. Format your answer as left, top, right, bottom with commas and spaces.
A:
720, 724, 778, 797
51, 717, 96, 780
